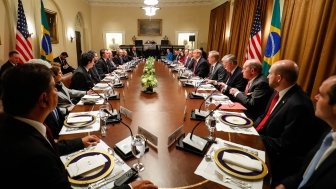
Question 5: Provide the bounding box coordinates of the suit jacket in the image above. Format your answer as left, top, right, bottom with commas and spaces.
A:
90, 65, 101, 84
95, 58, 116, 78
113, 55, 124, 65
0, 115, 72, 189
56, 82, 86, 115
234, 74, 273, 120
129, 50, 141, 58
53, 57, 75, 74
0, 115, 130, 189
184, 57, 193, 69
193, 57, 210, 78
0, 61, 15, 78
281, 130, 336, 189
208, 62, 227, 82
70, 66, 95, 91
254, 85, 326, 183
219, 66, 247, 100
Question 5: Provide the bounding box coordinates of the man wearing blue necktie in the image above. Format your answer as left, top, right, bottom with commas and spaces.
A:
276, 75, 336, 189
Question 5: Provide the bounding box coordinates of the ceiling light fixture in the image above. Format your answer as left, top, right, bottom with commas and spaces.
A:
142, 6, 160, 16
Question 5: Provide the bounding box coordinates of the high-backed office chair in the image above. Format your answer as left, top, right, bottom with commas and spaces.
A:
61, 72, 73, 89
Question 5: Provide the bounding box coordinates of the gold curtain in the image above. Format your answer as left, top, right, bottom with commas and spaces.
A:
227, 0, 256, 66
282, 0, 336, 97
207, 2, 230, 57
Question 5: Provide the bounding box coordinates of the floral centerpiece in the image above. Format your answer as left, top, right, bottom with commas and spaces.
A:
141, 56, 158, 93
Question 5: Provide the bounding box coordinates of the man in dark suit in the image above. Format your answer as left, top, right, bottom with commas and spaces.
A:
276, 75, 336, 189
113, 49, 125, 66
70, 52, 96, 91
0, 50, 20, 78
254, 60, 327, 186
129, 45, 142, 59
95, 49, 116, 79
184, 49, 194, 70
205, 50, 227, 82
229, 59, 273, 120
0, 63, 157, 189
53, 52, 75, 74
88, 50, 101, 83
214, 54, 247, 98
192, 49, 210, 78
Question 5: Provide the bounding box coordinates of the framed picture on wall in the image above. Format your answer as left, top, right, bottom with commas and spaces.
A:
138, 19, 162, 36
45, 9, 58, 44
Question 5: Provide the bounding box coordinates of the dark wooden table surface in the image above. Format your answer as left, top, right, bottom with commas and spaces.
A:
60, 61, 271, 189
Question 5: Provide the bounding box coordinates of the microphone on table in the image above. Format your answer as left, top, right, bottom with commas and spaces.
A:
103, 109, 131, 136
176, 103, 221, 155
197, 90, 217, 113
107, 83, 116, 95
188, 78, 206, 98
190, 103, 222, 140
91, 89, 121, 123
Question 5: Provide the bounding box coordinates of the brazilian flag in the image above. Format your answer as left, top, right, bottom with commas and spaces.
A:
40, 0, 53, 62
262, 0, 281, 76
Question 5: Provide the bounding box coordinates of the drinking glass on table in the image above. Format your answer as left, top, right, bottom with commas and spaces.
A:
205, 112, 216, 142
131, 134, 146, 172
99, 104, 111, 137
104, 88, 114, 104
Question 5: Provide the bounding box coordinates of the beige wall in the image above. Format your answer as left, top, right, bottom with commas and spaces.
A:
0, 0, 217, 65
0, 0, 92, 67
90, 5, 211, 52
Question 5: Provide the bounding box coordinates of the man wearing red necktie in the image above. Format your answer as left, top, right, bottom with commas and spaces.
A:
254, 60, 327, 186
229, 59, 273, 121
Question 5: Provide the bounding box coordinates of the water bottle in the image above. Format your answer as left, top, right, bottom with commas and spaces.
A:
205, 112, 216, 141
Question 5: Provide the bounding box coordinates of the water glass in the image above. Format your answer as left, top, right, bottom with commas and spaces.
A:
205, 113, 216, 141
99, 105, 111, 137
131, 134, 146, 172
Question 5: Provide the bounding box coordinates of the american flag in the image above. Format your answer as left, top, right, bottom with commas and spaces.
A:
16, 0, 33, 64
244, 1, 262, 62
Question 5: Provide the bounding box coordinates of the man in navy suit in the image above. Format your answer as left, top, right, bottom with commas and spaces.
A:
192, 49, 209, 78
229, 59, 273, 120
205, 50, 227, 82
276, 75, 336, 189
254, 60, 327, 185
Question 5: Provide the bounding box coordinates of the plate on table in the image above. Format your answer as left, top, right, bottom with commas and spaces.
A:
95, 83, 109, 88
214, 147, 268, 180
219, 114, 253, 128
64, 114, 96, 128
64, 151, 115, 185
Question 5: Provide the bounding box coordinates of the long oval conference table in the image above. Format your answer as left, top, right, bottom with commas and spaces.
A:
59, 61, 271, 189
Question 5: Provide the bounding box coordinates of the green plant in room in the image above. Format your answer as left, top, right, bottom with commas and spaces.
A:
141, 57, 158, 89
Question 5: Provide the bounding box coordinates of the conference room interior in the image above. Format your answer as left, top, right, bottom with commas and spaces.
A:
0, 0, 336, 189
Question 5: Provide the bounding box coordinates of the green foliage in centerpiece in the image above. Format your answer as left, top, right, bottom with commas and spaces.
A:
141, 57, 158, 89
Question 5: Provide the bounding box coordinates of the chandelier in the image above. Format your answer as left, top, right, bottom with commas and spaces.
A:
142, 0, 160, 16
